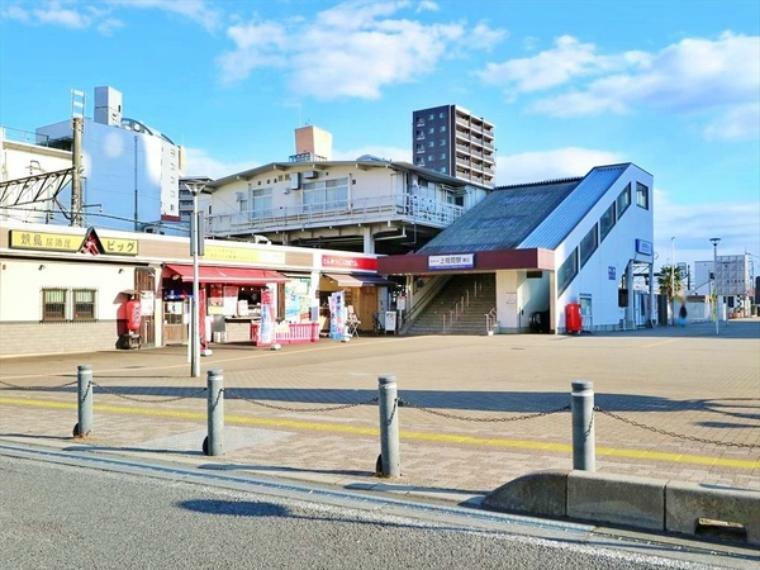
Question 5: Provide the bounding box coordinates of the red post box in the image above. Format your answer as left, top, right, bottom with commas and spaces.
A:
565, 303, 582, 334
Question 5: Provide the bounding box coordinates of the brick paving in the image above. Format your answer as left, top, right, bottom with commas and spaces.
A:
0, 319, 758, 503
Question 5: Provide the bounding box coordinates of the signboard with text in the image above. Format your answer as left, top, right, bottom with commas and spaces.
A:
635, 239, 653, 256
321, 255, 378, 271
428, 254, 475, 270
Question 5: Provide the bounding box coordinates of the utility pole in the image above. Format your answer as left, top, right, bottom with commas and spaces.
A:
710, 237, 721, 336
70, 116, 84, 226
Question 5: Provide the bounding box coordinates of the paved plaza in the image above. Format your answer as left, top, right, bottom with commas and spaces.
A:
1, 319, 758, 504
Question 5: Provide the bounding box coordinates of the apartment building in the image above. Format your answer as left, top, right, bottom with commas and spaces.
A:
412, 105, 495, 187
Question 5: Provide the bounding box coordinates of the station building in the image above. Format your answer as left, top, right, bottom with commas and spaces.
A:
0, 220, 389, 357
380, 163, 655, 334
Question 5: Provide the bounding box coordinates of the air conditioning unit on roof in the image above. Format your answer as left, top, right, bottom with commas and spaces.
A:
302, 170, 318, 180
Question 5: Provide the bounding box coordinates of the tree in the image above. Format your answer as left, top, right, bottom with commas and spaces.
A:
658, 265, 684, 301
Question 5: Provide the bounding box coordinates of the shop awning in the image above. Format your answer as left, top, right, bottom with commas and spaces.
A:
163, 264, 288, 285
326, 272, 394, 287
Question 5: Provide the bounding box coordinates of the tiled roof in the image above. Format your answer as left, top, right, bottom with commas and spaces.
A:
419, 178, 580, 254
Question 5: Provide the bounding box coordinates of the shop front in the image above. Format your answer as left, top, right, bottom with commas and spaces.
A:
161, 264, 291, 344
318, 272, 394, 333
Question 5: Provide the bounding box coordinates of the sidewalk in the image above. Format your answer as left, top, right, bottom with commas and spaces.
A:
1, 322, 758, 503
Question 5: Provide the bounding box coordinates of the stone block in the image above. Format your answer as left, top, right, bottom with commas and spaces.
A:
665, 481, 760, 546
483, 470, 568, 517
567, 470, 666, 530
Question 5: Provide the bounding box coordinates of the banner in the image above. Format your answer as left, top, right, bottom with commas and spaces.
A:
329, 291, 347, 340
259, 287, 275, 345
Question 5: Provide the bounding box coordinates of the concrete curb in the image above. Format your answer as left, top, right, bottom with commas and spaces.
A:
484, 470, 760, 546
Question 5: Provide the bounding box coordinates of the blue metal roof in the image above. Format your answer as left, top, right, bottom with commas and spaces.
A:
519, 164, 630, 249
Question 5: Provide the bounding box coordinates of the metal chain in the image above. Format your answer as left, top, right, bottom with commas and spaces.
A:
92, 382, 206, 403
387, 397, 399, 425
78, 381, 92, 407
595, 406, 760, 449
584, 407, 595, 438
399, 399, 571, 423
0, 379, 78, 391
230, 391, 379, 413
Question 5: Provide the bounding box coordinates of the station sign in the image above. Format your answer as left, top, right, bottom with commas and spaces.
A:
635, 239, 653, 256
428, 253, 475, 270
9, 228, 138, 256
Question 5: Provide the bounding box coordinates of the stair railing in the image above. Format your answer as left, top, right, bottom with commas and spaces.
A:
484, 307, 497, 335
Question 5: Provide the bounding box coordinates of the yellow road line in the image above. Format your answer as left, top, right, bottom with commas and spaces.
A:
1, 395, 757, 471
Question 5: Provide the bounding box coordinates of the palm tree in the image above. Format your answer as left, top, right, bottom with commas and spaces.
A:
658, 265, 684, 300
658, 265, 684, 325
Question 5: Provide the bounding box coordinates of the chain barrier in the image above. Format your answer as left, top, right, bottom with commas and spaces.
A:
91, 382, 207, 404
228, 390, 379, 413
584, 407, 595, 438
595, 406, 760, 449
78, 381, 92, 407
398, 398, 571, 423
0, 378, 78, 391
387, 397, 399, 425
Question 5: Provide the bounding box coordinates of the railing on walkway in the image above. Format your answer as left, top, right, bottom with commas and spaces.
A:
484, 307, 497, 335
206, 193, 465, 236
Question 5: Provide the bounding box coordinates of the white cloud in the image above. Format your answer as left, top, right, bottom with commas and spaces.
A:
525, 32, 759, 119
654, 188, 760, 268
217, 0, 506, 99
468, 22, 508, 52
493, 147, 623, 186
105, 0, 221, 31
416, 0, 439, 12
332, 145, 412, 162
703, 102, 760, 141
1, 0, 219, 32
478, 35, 628, 93
181, 147, 257, 179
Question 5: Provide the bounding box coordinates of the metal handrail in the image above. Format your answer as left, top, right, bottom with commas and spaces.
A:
484, 307, 497, 334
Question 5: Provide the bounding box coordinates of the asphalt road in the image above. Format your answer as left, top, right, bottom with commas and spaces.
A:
0, 454, 718, 570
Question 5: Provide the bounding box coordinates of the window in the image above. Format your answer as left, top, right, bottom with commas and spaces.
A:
428, 127, 435, 134
616, 183, 631, 218
599, 202, 616, 241
440, 125, 446, 132
428, 140, 435, 148
636, 182, 649, 209
439, 139, 446, 146
416, 158, 424, 165
73, 289, 95, 321
527, 271, 543, 279
439, 111, 445, 119
416, 144, 424, 152
428, 113, 434, 120
238, 197, 248, 213
579, 224, 598, 267
42, 289, 66, 321
303, 177, 348, 211
251, 187, 272, 217
428, 154, 433, 161
440, 153, 446, 160
558, 249, 579, 294
440, 167, 448, 173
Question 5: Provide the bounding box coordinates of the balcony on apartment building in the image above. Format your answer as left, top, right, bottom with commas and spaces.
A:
206, 193, 465, 237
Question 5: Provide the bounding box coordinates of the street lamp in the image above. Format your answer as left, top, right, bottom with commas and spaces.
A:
670, 236, 676, 326
186, 180, 207, 378
710, 237, 721, 336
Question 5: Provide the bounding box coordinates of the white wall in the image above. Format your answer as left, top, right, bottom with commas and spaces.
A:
555, 165, 654, 330
0, 258, 136, 321
496, 270, 551, 331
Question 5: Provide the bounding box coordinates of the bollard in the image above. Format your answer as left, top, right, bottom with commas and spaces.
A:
571, 380, 595, 471
377, 375, 400, 478
74, 364, 93, 438
203, 368, 224, 456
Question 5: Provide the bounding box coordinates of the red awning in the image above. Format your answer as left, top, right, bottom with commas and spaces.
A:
163, 264, 288, 285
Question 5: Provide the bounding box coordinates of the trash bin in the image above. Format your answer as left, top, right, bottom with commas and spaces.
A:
565, 303, 582, 334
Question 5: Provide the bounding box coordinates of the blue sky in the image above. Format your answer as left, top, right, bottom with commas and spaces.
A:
1, 0, 758, 267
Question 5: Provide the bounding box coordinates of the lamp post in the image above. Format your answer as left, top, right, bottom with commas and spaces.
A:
187, 181, 207, 378
670, 236, 676, 326
710, 237, 721, 336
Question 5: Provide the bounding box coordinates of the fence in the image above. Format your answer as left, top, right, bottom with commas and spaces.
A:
3, 369, 757, 478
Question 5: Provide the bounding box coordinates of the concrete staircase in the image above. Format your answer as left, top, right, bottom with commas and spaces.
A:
406, 274, 496, 335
